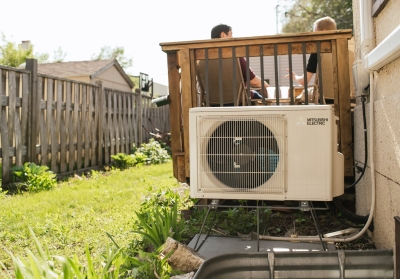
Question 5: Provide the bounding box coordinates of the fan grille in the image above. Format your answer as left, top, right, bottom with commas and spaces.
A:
198, 115, 286, 194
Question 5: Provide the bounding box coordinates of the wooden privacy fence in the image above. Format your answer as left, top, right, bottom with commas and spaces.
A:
160, 30, 353, 182
0, 60, 170, 186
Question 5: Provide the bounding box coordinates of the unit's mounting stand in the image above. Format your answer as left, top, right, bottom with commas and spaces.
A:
192, 199, 331, 252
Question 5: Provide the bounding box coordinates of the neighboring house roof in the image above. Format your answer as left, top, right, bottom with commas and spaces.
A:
37, 59, 134, 88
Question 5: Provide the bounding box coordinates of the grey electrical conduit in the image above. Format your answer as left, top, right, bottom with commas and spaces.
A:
259, 72, 376, 243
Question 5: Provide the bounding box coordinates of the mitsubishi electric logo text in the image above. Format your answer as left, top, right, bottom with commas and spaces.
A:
307, 118, 328, 125
296, 116, 306, 125
296, 116, 328, 126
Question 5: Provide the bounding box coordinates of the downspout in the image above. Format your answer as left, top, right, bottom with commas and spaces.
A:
360, 0, 375, 66
365, 25, 400, 71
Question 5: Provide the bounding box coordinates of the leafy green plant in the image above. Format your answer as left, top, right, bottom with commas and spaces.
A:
294, 211, 307, 223
110, 153, 137, 170
156, 140, 171, 156
130, 188, 192, 251
11, 162, 56, 193
125, 249, 178, 279
136, 139, 170, 165
134, 202, 185, 250
133, 152, 146, 165
221, 208, 257, 235
139, 188, 194, 213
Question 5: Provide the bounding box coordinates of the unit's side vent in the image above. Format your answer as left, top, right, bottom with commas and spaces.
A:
197, 115, 286, 194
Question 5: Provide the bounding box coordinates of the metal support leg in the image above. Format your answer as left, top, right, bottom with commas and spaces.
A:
310, 201, 328, 251
193, 200, 219, 252
257, 206, 260, 252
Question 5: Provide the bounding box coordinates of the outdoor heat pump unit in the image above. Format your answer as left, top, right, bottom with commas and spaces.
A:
189, 105, 344, 201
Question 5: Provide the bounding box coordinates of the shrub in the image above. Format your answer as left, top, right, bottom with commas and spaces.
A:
136, 139, 170, 165
111, 153, 137, 170
133, 152, 146, 165
11, 162, 56, 193
111, 139, 170, 170
139, 188, 194, 213
157, 140, 171, 156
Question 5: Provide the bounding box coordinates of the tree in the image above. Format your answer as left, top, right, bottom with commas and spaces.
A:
0, 33, 34, 67
0, 33, 66, 67
91, 46, 133, 70
52, 47, 67, 63
280, 0, 353, 33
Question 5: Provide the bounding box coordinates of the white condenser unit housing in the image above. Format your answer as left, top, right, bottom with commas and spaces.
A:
189, 105, 344, 201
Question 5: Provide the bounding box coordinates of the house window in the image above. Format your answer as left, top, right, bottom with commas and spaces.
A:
372, 0, 389, 17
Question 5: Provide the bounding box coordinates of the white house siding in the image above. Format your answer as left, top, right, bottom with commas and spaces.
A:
353, 0, 400, 256
94, 67, 132, 92
153, 82, 169, 97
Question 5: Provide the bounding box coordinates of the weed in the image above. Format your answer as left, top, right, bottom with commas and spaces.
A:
294, 211, 307, 223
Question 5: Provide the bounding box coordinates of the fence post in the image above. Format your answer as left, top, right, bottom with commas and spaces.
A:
25, 59, 38, 164
135, 88, 142, 145
96, 81, 103, 167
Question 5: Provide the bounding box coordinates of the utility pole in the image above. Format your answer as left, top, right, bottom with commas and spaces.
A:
276, 4, 280, 88
276, 4, 280, 34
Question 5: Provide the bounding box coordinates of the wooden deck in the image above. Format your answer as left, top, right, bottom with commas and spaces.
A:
160, 30, 354, 183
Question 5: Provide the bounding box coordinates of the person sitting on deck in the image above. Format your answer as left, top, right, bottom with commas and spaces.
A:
211, 23, 270, 99
285, 16, 337, 86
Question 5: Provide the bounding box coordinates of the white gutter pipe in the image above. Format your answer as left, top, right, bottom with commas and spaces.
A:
360, 0, 375, 61
353, 0, 374, 96
366, 25, 400, 71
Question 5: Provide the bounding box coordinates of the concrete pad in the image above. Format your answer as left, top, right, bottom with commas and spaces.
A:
188, 234, 335, 259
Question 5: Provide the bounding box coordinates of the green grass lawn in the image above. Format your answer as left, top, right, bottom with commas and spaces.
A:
0, 162, 178, 267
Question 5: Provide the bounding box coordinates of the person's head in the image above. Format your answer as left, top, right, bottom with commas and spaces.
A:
313, 17, 337, 32
211, 24, 232, 39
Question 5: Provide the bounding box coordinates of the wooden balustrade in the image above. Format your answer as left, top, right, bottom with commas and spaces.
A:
160, 30, 354, 182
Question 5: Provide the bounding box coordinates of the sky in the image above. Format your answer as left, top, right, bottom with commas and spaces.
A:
1, 0, 280, 86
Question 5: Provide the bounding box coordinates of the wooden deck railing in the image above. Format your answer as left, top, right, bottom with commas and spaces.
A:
160, 30, 353, 182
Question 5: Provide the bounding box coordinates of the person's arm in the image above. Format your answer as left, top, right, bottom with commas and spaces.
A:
250, 76, 269, 88
286, 71, 314, 86
239, 58, 269, 88
285, 53, 317, 86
